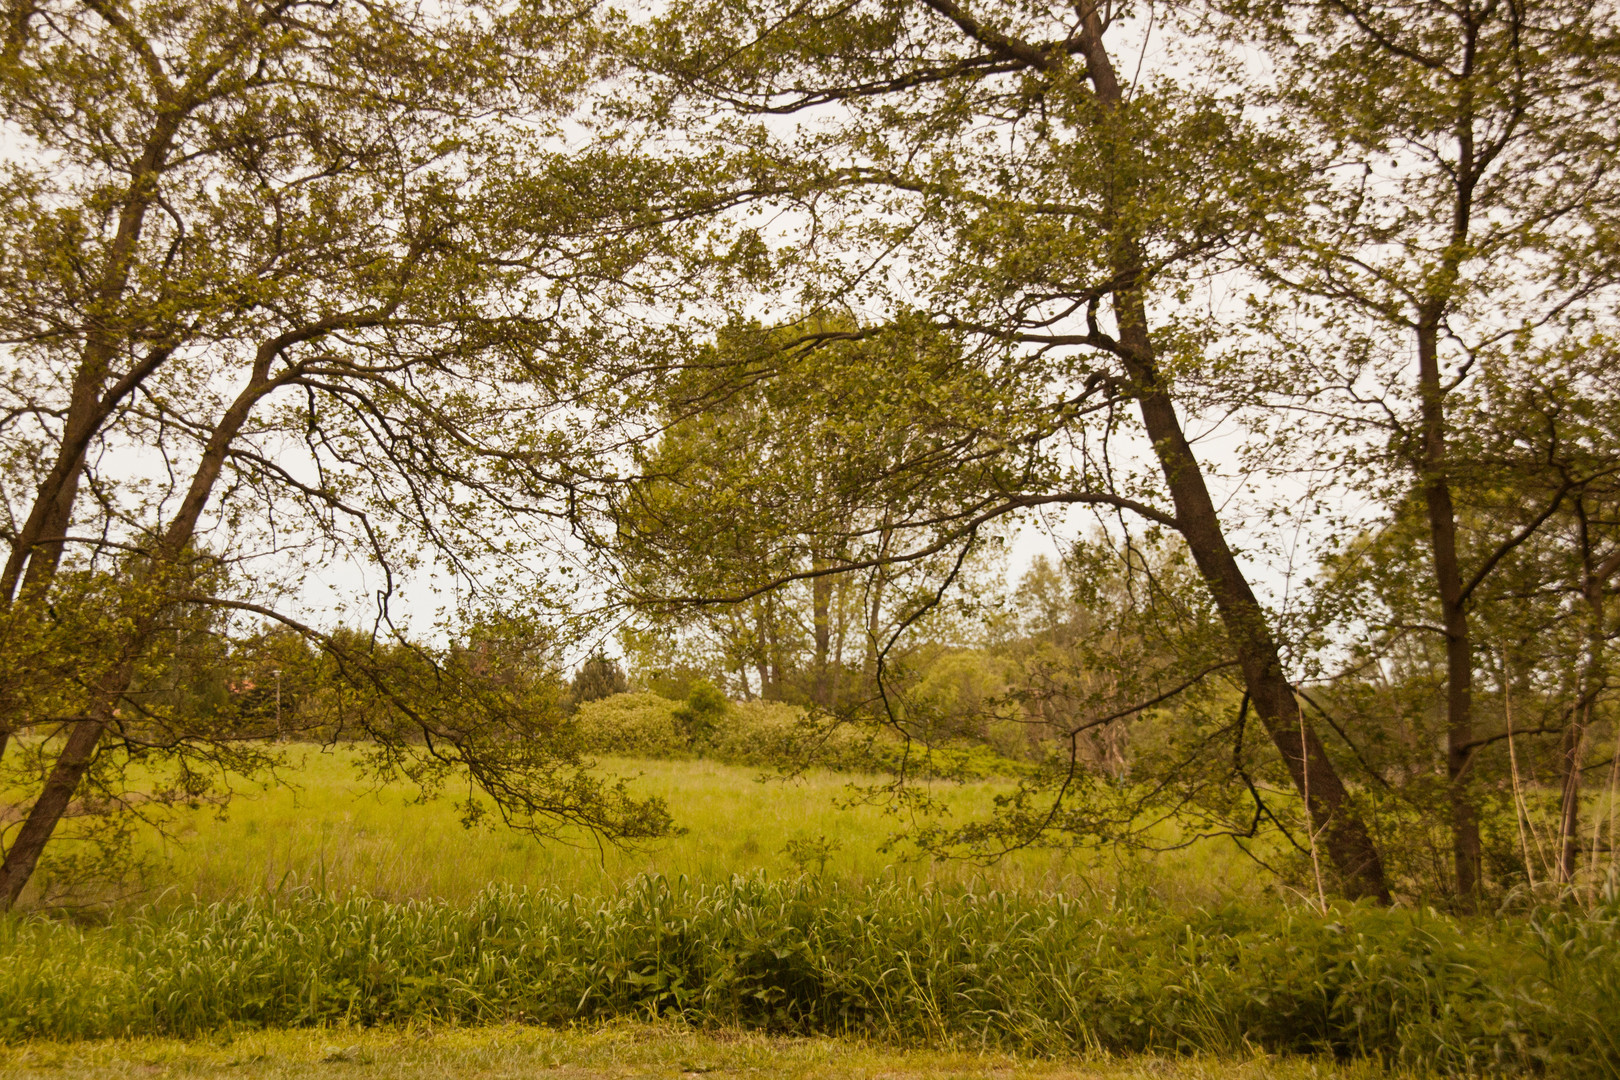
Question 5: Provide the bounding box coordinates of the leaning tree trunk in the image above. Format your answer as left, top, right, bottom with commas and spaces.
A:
0, 105, 196, 909
1076, 11, 1390, 903
1121, 339, 1391, 902
0, 710, 112, 908
0, 341, 283, 911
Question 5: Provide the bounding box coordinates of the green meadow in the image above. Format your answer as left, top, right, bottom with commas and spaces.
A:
127, 747, 1263, 908
3, 745, 1619, 1077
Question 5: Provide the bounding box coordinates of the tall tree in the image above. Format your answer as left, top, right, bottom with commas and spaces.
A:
1246, 0, 1620, 903
630, 1, 1392, 898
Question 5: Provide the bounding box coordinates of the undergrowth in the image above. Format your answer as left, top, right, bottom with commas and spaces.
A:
3, 875, 1617, 1076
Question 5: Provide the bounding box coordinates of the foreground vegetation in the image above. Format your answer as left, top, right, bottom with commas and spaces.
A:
4, 873, 1617, 1075
6, 749, 1619, 1076
0, 1021, 1410, 1080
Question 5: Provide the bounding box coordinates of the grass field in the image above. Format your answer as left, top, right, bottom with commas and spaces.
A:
120, 746, 1265, 908
7, 745, 1619, 1077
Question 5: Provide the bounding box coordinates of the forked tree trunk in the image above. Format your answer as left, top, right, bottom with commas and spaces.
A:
0, 344, 284, 911
0, 112, 185, 609
0, 102, 196, 910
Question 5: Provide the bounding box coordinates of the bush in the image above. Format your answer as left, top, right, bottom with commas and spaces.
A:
572, 692, 687, 757
708, 700, 867, 770
574, 691, 1104, 778
672, 682, 729, 747
575, 693, 881, 771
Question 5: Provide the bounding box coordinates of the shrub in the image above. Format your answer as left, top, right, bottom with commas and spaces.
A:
573, 693, 686, 757
707, 700, 867, 770
574, 691, 1032, 778
672, 682, 729, 747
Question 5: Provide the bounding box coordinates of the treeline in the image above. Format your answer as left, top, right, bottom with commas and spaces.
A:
2, 0, 1619, 911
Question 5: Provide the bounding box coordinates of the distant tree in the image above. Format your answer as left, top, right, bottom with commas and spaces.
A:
611, 320, 983, 710
570, 654, 630, 707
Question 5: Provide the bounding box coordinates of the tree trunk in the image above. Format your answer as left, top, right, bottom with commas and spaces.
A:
865, 525, 891, 680
0, 95, 197, 910
1564, 507, 1615, 882
833, 572, 848, 672
1416, 317, 1481, 906
1126, 354, 1389, 902
812, 553, 832, 706
1557, 719, 1584, 882
752, 603, 772, 697
1076, 12, 1391, 903
0, 716, 107, 909
764, 594, 784, 698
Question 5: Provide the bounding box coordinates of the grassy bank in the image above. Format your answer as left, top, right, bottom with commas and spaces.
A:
4, 874, 1617, 1075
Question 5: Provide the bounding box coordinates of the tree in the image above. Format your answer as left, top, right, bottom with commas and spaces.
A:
1297, 350, 1620, 895
570, 653, 630, 707
611, 320, 998, 709
1243, 0, 1620, 903
629, 0, 1393, 898
0, 0, 710, 908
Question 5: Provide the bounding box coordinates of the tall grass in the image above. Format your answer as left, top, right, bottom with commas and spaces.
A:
112, 748, 1263, 908
3, 875, 1616, 1076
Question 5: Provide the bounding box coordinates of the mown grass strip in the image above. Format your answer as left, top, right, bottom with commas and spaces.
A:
0, 1020, 1414, 1080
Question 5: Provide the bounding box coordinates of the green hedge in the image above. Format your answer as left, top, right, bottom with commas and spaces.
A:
4, 876, 1617, 1075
